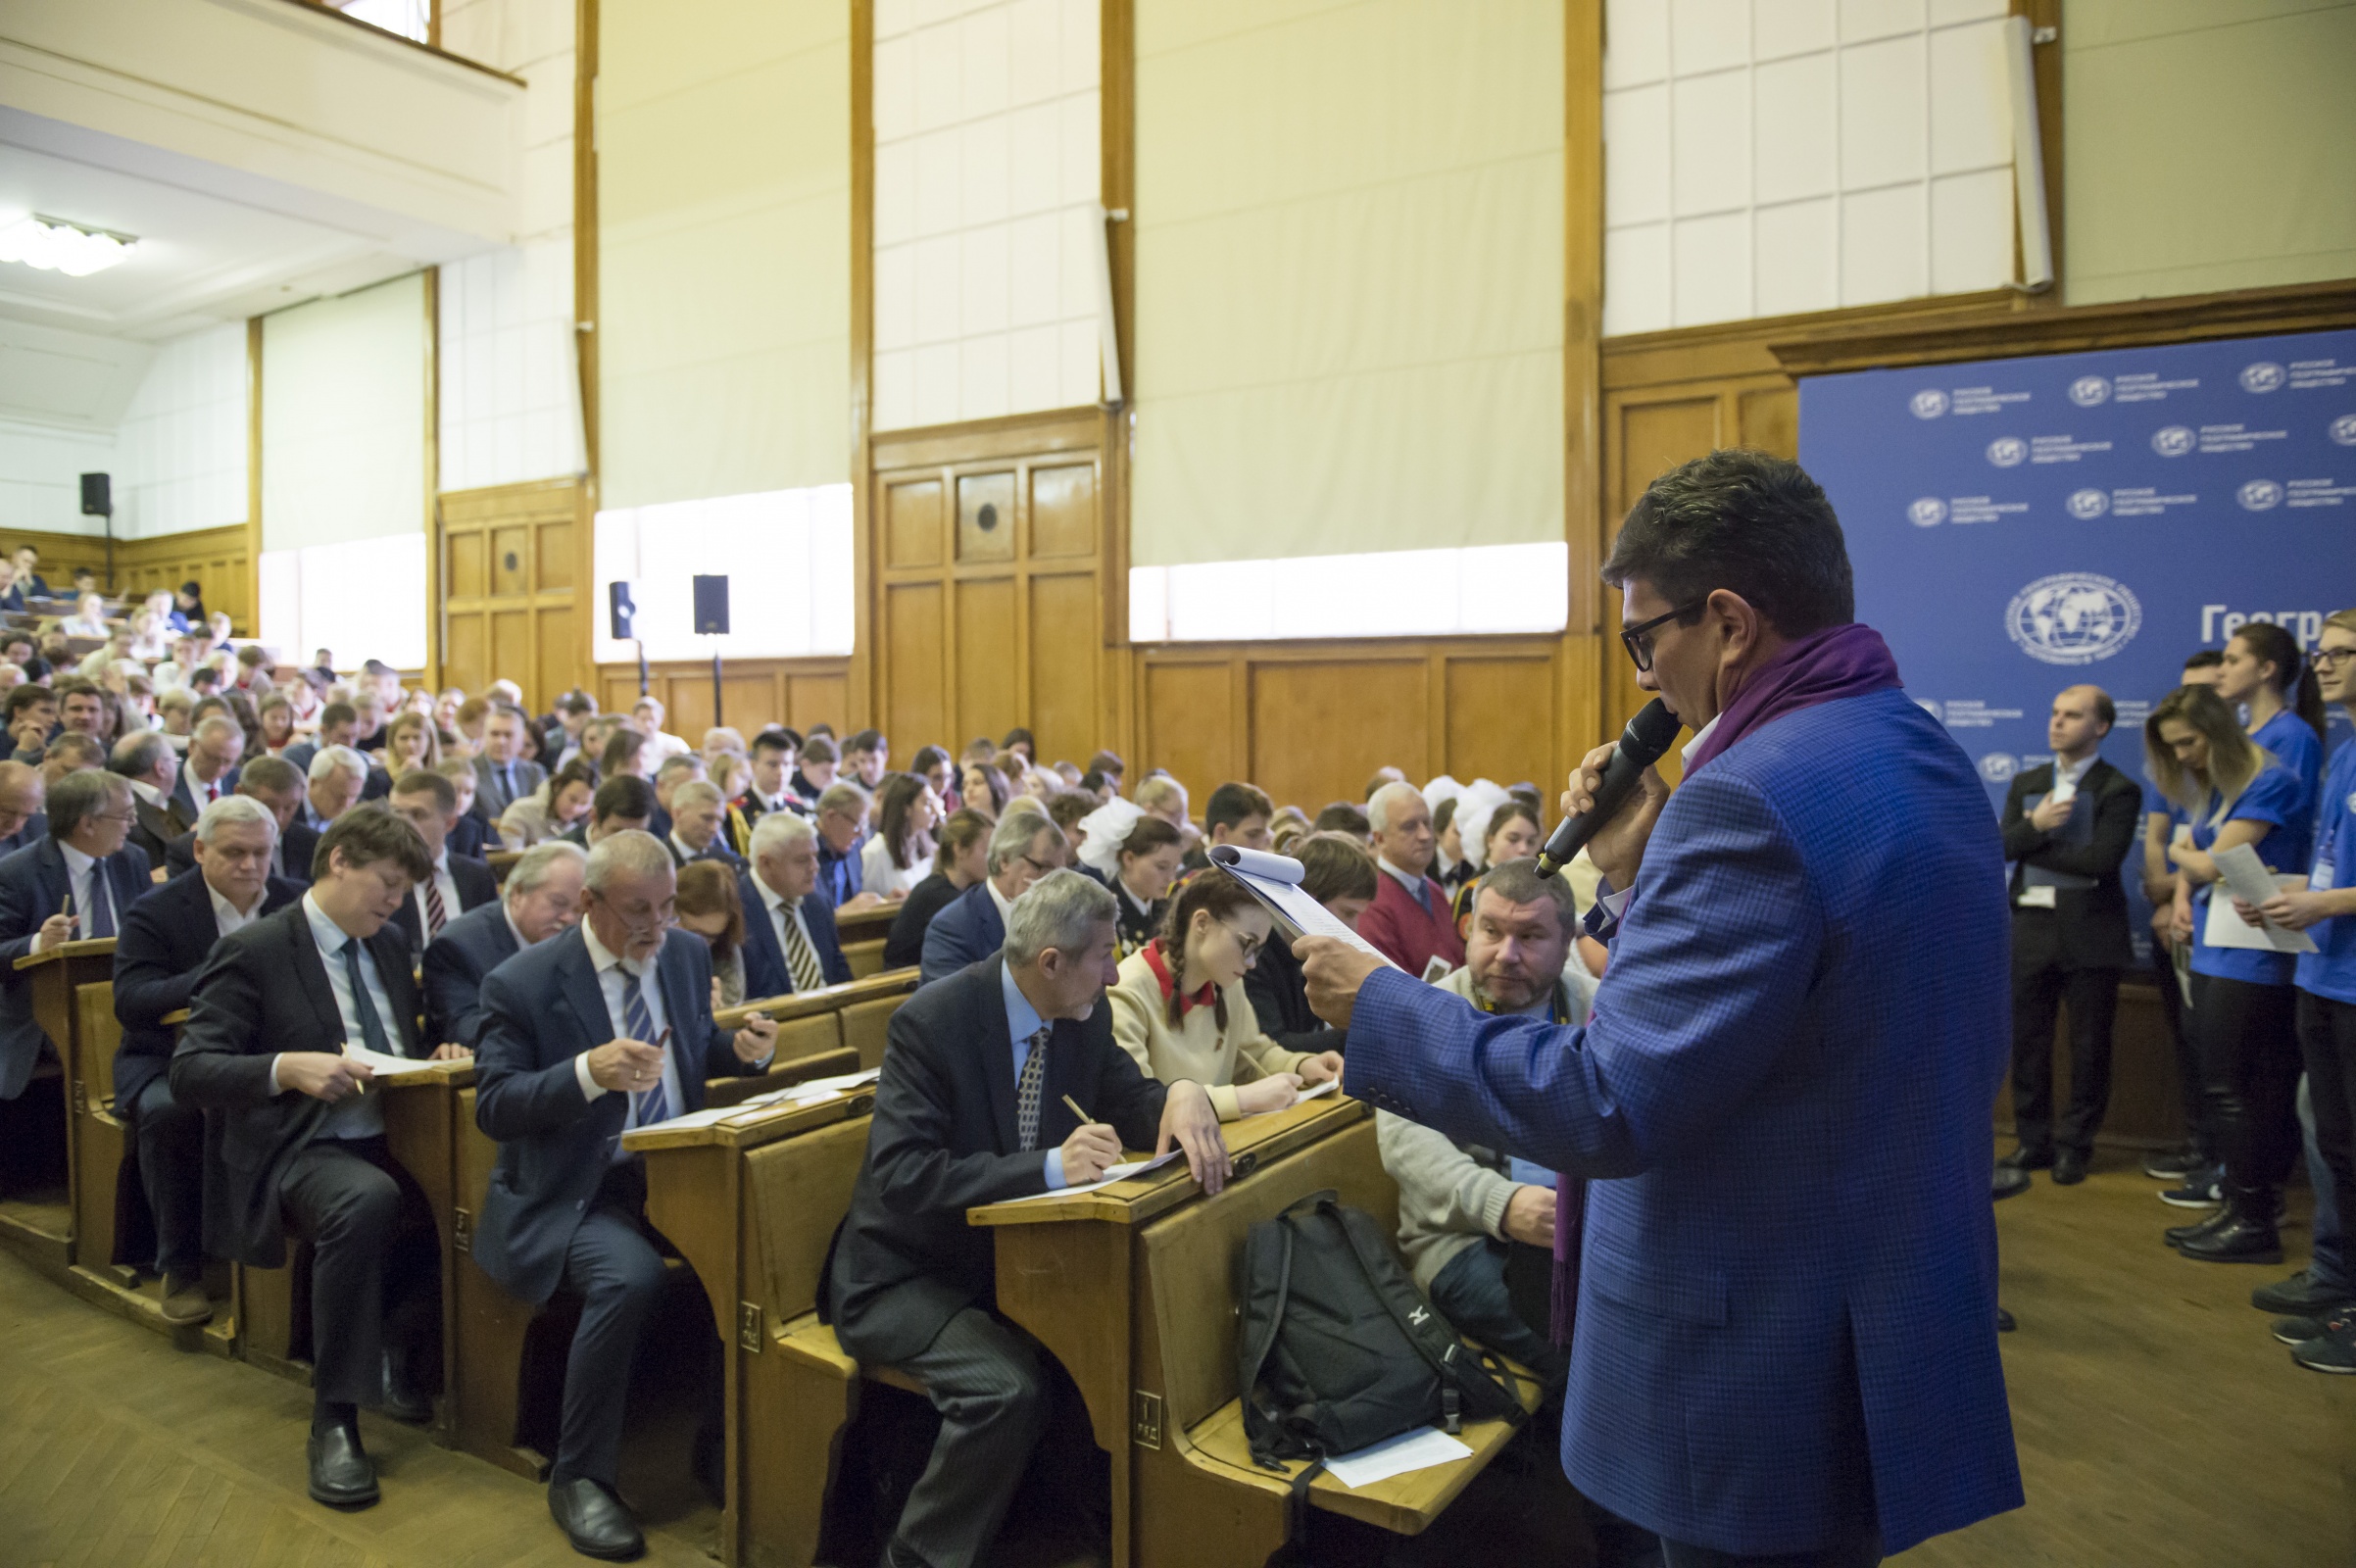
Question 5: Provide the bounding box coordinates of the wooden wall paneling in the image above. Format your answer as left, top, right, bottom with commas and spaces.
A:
1249, 659, 1430, 811
787, 672, 848, 730
953, 575, 1019, 743
595, 661, 854, 736
882, 581, 946, 750
1138, 661, 1234, 804
436, 478, 590, 710
1026, 572, 1100, 766
1444, 655, 1558, 792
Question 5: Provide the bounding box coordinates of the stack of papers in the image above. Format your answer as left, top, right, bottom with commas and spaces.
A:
342, 1044, 444, 1079
1321, 1427, 1475, 1489
1208, 848, 1399, 969
2204, 844, 2318, 955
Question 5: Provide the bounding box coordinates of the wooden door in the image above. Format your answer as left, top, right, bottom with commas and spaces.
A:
436, 478, 589, 710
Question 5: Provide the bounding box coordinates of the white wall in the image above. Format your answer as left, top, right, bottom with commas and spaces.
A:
1601, 0, 2020, 334
437, 0, 585, 492
0, 418, 116, 537
115, 321, 247, 539
871, 0, 1106, 431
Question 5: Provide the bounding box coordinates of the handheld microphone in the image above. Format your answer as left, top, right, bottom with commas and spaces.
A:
1535, 698, 1684, 879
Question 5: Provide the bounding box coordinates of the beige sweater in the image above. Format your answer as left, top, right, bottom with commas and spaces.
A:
1107, 947, 1315, 1121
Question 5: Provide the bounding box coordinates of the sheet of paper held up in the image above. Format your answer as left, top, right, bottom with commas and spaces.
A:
1321, 1426, 1475, 1489
341, 1043, 443, 1079
2204, 845, 2318, 955
1208, 847, 1398, 969
995, 1150, 1185, 1204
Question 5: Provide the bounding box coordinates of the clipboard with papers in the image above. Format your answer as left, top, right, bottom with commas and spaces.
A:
1205, 847, 1399, 969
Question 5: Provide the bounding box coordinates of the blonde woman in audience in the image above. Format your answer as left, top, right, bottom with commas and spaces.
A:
384, 710, 442, 775
702, 727, 747, 768
255, 693, 300, 756
710, 750, 752, 807
675, 858, 751, 1010
1108, 871, 1343, 1120
452, 695, 491, 755
500, 758, 598, 848
861, 772, 940, 900
60, 592, 109, 637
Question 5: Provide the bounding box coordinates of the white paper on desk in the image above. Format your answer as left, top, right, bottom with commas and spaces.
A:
629, 1104, 738, 1135
2204, 847, 2317, 954
1208, 848, 1398, 969
342, 1044, 442, 1079
994, 1150, 1184, 1204
741, 1066, 883, 1109
1322, 1427, 1475, 1489
1243, 1076, 1340, 1115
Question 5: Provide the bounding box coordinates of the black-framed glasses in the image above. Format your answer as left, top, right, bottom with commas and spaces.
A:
2311, 646, 2356, 671
1219, 920, 1267, 962
1619, 600, 1706, 673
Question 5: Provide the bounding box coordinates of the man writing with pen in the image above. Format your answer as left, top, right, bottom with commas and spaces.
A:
466, 828, 782, 1560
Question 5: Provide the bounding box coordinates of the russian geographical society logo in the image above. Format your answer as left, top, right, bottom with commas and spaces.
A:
1909, 497, 1948, 527
1986, 436, 2029, 467
1910, 389, 1949, 419
2152, 425, 2195, 458
2238, 479, 2284, 512
2331, 413, 2356, 447
2069, 375, 2111, 408
2005, 572, 2143, 666
2241, 362, 2285, 394
2066, 488, 2109, 519
1980, 753, 2020, 783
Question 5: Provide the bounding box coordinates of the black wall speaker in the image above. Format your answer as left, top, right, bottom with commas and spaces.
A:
79, 472, 112, 516
608, 580, 637, 641
693, 574, 730, 636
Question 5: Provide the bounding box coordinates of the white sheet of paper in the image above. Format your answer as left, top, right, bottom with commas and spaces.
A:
342, 1044, 442, 1079
629, 1104, 738, 1135
2204, 848, 2318, 954
2015, 885, 2057, 909
995, 1150, 1186, 1204
1243, 1076, 1341, 1115
742, 1067, 883, 1109
1208, 848, 1399, 969
1321, 1426, 1475, 1489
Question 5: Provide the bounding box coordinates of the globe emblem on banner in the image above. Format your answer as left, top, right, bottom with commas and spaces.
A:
2240, 362, 2285, 394
1908, 497, 1948, 527
2152, 425, 2195, 458
1987, 436, 2029, 467
2005, 572, 2143, 666
2069, 375, 2111, 408
1910, 389, 1949, 418
1981, 754, 2020, 784
2066, 488, 2109, 519
2238, 479, 2284, 512
2331, 413, 2356, 447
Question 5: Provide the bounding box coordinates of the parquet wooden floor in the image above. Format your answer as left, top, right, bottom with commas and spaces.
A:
0, 1152, 2350, 1567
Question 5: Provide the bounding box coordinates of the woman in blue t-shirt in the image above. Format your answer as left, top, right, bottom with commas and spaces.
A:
2148, 683, 2316, 1264
2246, 609, 2356, 1367
2220, 620, 2329, 810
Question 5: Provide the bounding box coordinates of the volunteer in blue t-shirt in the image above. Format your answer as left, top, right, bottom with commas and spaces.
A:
2149, 682, 2316, 1264
2139, 651, 2229, 1185
2242, 610, 2356, 1370
2219, 620, 2328, 810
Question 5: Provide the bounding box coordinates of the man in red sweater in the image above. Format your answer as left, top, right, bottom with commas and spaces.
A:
1355, 780, 1466, 980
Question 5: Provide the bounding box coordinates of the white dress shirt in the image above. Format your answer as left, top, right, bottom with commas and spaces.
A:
570, 920, 682, 1142
861, 834, 926, 899
208, 881, 265, 940
411, 850, 463, 946
756, 873, 824, 977
986, 877, 1016, 928
187, 763, 230, 808
1376, 856, 1433, 906
283, 892, 397, 1137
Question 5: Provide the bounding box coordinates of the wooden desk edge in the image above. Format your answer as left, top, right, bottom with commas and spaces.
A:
618, 1090, 870, 1152
15, 939, 117, 971
966, 1097, 1368, 1229
713, 969, 919, 1031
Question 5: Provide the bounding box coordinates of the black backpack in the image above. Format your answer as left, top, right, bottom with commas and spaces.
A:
1236, 1190, 1525, 1476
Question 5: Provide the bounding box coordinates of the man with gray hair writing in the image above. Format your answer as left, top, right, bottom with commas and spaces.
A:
826, 869, 1229, 1568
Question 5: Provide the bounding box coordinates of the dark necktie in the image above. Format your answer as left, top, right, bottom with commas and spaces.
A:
502, 762, 515, 805
780, 906, 824, 992
1015, 1025, 1052, 1152
622, 967, 668, 1126
424, 874, 447, 939
86, 865, 114, 939
341, 938, 393, 1056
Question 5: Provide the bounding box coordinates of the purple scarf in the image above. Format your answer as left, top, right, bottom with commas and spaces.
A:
1549, 621, 1903, 1346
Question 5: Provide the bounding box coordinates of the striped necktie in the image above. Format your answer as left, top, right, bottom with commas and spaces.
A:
424, 874, 447, 939
1015, 1025, 1052, 1152
779, 905, 824, 992
621, 967, 667, 1127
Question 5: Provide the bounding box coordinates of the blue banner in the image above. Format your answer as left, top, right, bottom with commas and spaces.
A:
1801, 329, 2356, 957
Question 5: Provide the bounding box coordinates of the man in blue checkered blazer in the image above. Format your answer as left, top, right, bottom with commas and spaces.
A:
1300, 452, 2021, 1566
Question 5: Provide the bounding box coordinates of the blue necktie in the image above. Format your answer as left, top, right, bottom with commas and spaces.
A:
622, 968, 667, 1127
86, 866, 115, 939
341, 939, 393, 1056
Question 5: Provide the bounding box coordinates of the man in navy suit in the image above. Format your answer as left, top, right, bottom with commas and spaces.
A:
168, 713, 243, 822
738, 810, 854, 999
663, 779, 743, 871
470, 704, 547, 829
165, 756, 320, 886
472, 831, 779, 1558
825, 871, 1227, 1568
422, 841, 587, 1051
1300, 452, 2021, 1565
169, 808, 448, 1510
918, 809, 1065, 985
0, 768, 153, 1101
111, 730, 190, 868
299, 745, 370, 833
0, 760, 45, 856
384, 772, 499, 957
113, 796, 302, 1323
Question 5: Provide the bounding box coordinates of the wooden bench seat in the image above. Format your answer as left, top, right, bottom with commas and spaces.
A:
773, 1311, 924, 1396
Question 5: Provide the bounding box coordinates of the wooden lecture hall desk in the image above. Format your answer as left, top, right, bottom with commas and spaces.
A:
2, 939, 117, 1282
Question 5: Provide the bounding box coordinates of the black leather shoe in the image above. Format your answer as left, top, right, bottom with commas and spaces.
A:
2252, 1270, 2356, 1316
1997, 1146, 2054, 1171
2178, 1209, 2283, 1264
549, 1477, 645, 1561
1992, 1165, 2032, 1200
2166, 1208, 2234, 1248
2051, 1150, 2088, 1186
379, 1350, 433, 1425
307, 1422, 379, 1509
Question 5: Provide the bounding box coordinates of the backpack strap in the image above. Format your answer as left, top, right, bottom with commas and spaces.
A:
1239, 1215, 1300, 1472
1325, 1200, 1522, 1427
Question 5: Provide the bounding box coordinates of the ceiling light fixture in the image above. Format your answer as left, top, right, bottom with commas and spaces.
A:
0, 215, 140, 277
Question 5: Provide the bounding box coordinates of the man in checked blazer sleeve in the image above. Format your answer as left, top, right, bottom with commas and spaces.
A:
1299, 454, 2021, 1567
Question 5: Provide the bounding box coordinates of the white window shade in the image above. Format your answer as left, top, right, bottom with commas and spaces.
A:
1130, 0, 1565, 571
592, 484, 854, 663
597, 0, 851, 510
259, 534, 428, 670
1130, 542, 1569, 644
